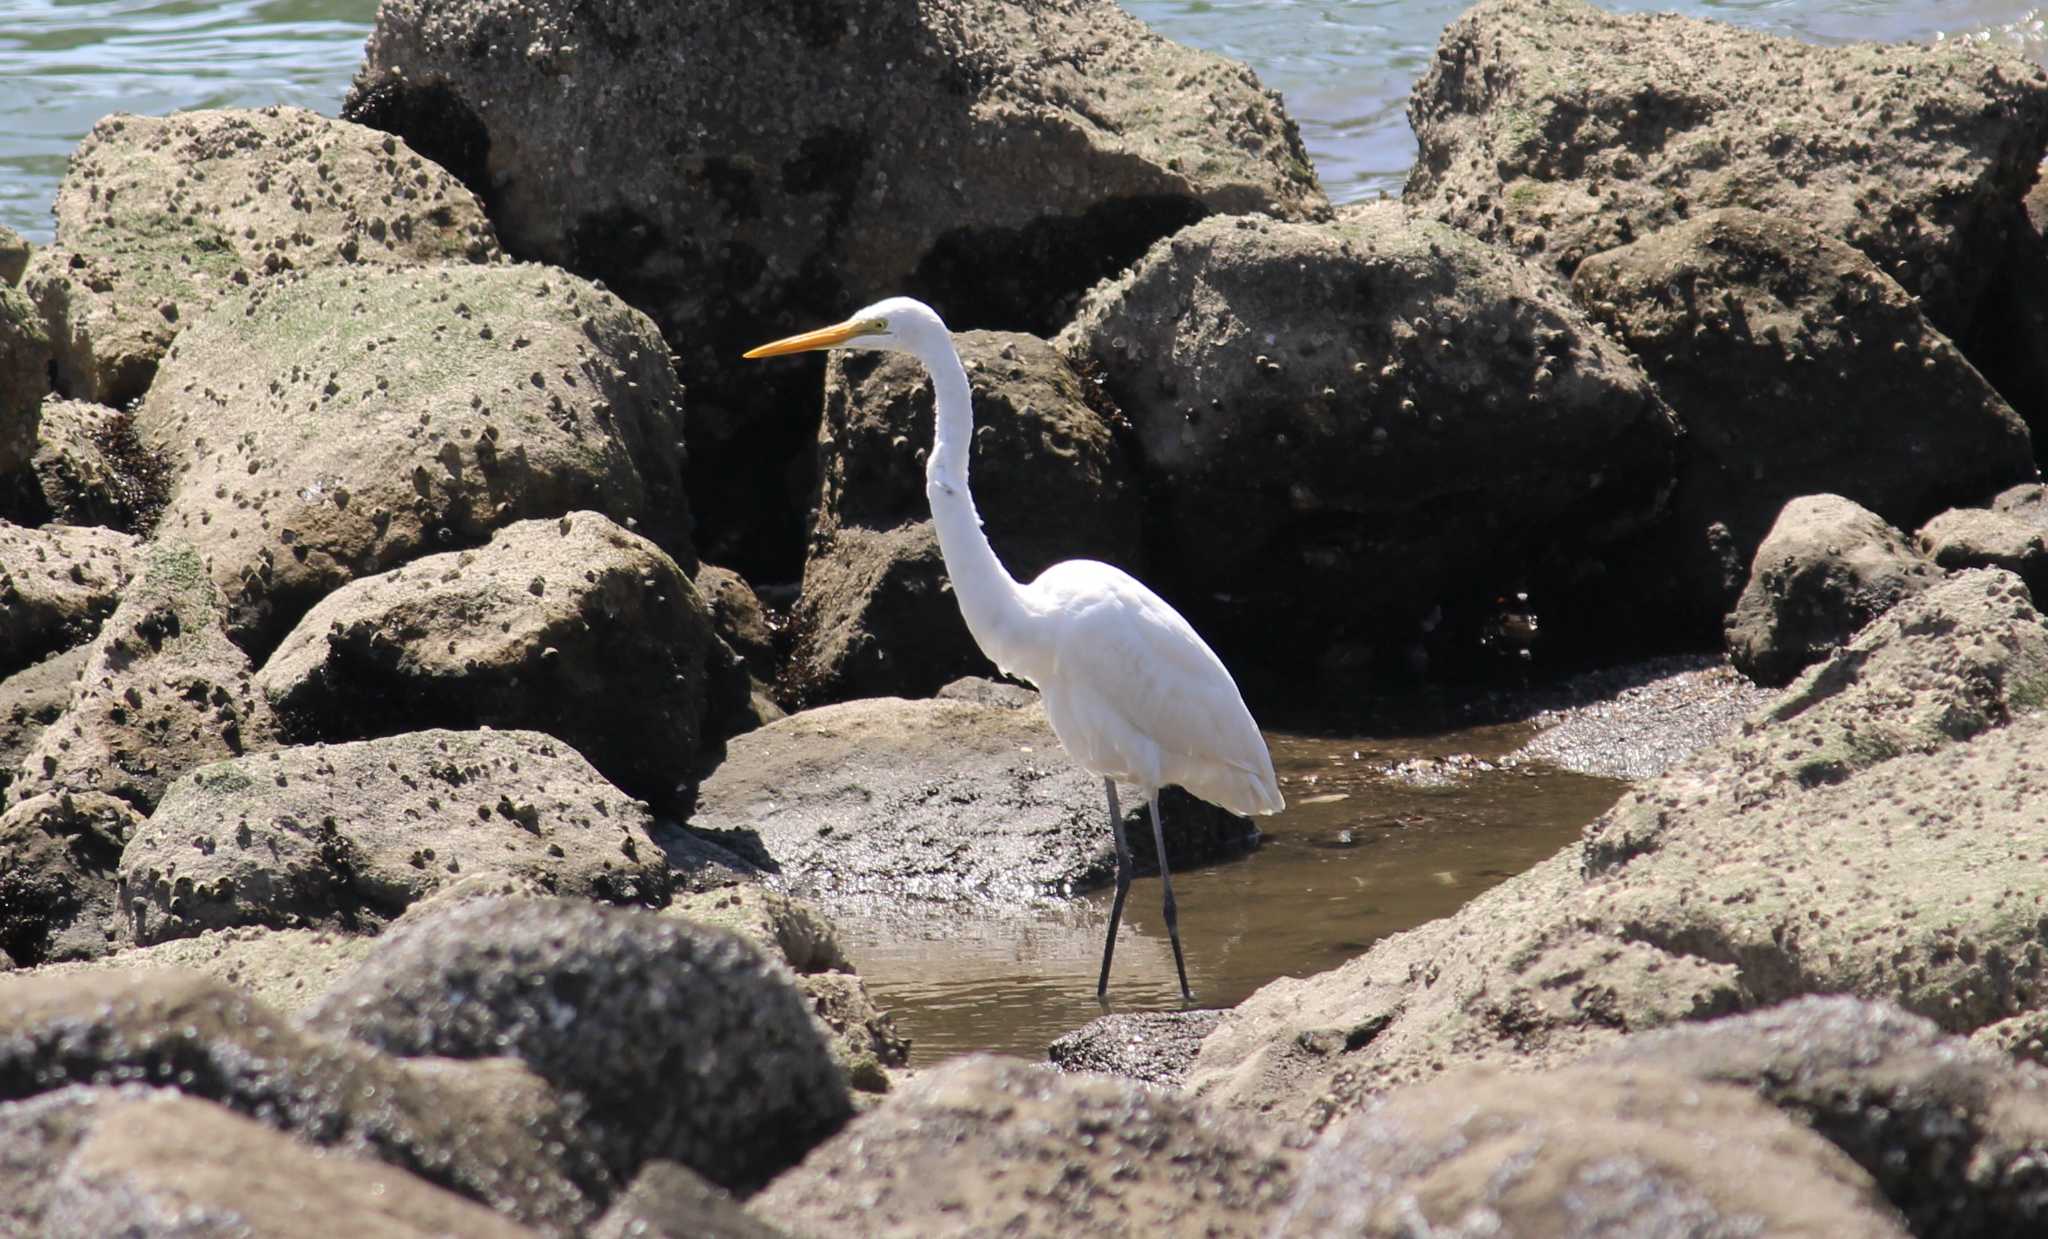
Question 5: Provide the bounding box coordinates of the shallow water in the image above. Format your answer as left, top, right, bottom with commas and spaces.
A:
838, 721, 1628, 1063
4, 1, 2045, 241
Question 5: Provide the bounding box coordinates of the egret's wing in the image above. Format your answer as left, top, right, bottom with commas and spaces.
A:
1029, 561, 1280, 812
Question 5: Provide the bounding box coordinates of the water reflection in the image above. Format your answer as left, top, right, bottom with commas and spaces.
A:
836, 722, 1628, 1064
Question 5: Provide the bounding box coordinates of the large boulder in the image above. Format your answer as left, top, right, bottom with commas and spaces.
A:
1573, 210, 2034, 612
1189, 570, 2048, 1130
1059, 205, 1679, 682
22, 106, 499, 407
0, 969, 599, 1229
0, 521, 135, 676
792, 331, 1143, 703
347, 0, 1326, 577
1405, 0, 2048, 342
1278, 1061, 1907, 1236
10, 539, 280, 813
118, 728, 670, 944
1725, 494, 1941, 686
306, 897, 852, 1193
750, 1055, 1300, 1238
37, 1092, 540, 1239
1592, 997, 2048, 1237
134, 262, 691, 651
687, 696, 1257, 906
258, 512, 721, 809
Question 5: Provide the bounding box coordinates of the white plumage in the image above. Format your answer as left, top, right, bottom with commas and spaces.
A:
747, 296, 1283, 1002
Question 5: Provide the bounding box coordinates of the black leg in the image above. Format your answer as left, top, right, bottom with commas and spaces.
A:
1095, 778, 1132, 1004
1149, 794, 1193, 1004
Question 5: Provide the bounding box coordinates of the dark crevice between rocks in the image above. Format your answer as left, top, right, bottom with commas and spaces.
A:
92, 409, 172, 536
341, 80, 495, 217
1959, 205, 2048, 457
906, 196, 1211, 338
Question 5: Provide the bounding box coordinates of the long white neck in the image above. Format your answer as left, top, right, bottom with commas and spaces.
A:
919, 338, 1035, 675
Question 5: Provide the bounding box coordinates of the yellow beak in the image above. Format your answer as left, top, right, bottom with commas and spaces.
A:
743, 318, 868, 359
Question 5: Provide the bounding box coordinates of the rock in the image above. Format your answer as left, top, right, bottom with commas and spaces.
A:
257, 512, 719, 809
791, 971, 912, 1098
0, 969, 601, 1229
695, 563, 778, 674
0, 791, 138, 965
1608, 567, 2048, 867
0, 521, 135, 676
588, 1160, 786, 1239
664, 885, 851, 975
691, 564, 787, 741
1975, 1009, 2048, 1068
935, 674, 1039, 709
119, 728, 670, 945
0, 284, 49, 484
1405, 0, 2048, 341
1572, 210, 2034, 612
1278, 1061, 1907, 1236
1048, 1009, 1227, 1088
688, 696, 1258, 905
1592, 996, 2048, 1237
1725, 494, 1941, 686
1189, 570, 2048, 1131
135, 262, 691, 651
1918, 505, 2048, 602
27, 399, 168, 532
643, 818, 770, 893
791, 331, 1143, 704
10, 539, 279, 812
0, 645, 86, 799
348, 0, 1324, 577
39, 1092, 540, 1238
662, 886, 908, 1096
23, 106, 499, 407
1059, 206, 1678, 684
0, 1085, 154, 1237
306, 896, 852, 1192
0, 223, 26, 285
752, 1055, 1298, 1238
1993, 481, 2048, 529
31, 926, 376, 1016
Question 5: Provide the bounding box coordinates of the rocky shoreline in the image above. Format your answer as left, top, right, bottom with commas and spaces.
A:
5, 0, 2048, 1233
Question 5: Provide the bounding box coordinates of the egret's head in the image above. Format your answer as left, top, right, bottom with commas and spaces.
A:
743, 296, 948, 361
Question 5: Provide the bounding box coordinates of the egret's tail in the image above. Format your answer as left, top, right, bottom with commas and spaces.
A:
1184, 763, 1286, 817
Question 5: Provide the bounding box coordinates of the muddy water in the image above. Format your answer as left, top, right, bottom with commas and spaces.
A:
837, 721, 1628, 1064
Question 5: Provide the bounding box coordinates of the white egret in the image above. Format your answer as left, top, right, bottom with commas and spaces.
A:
746, 297, 1283, 1002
